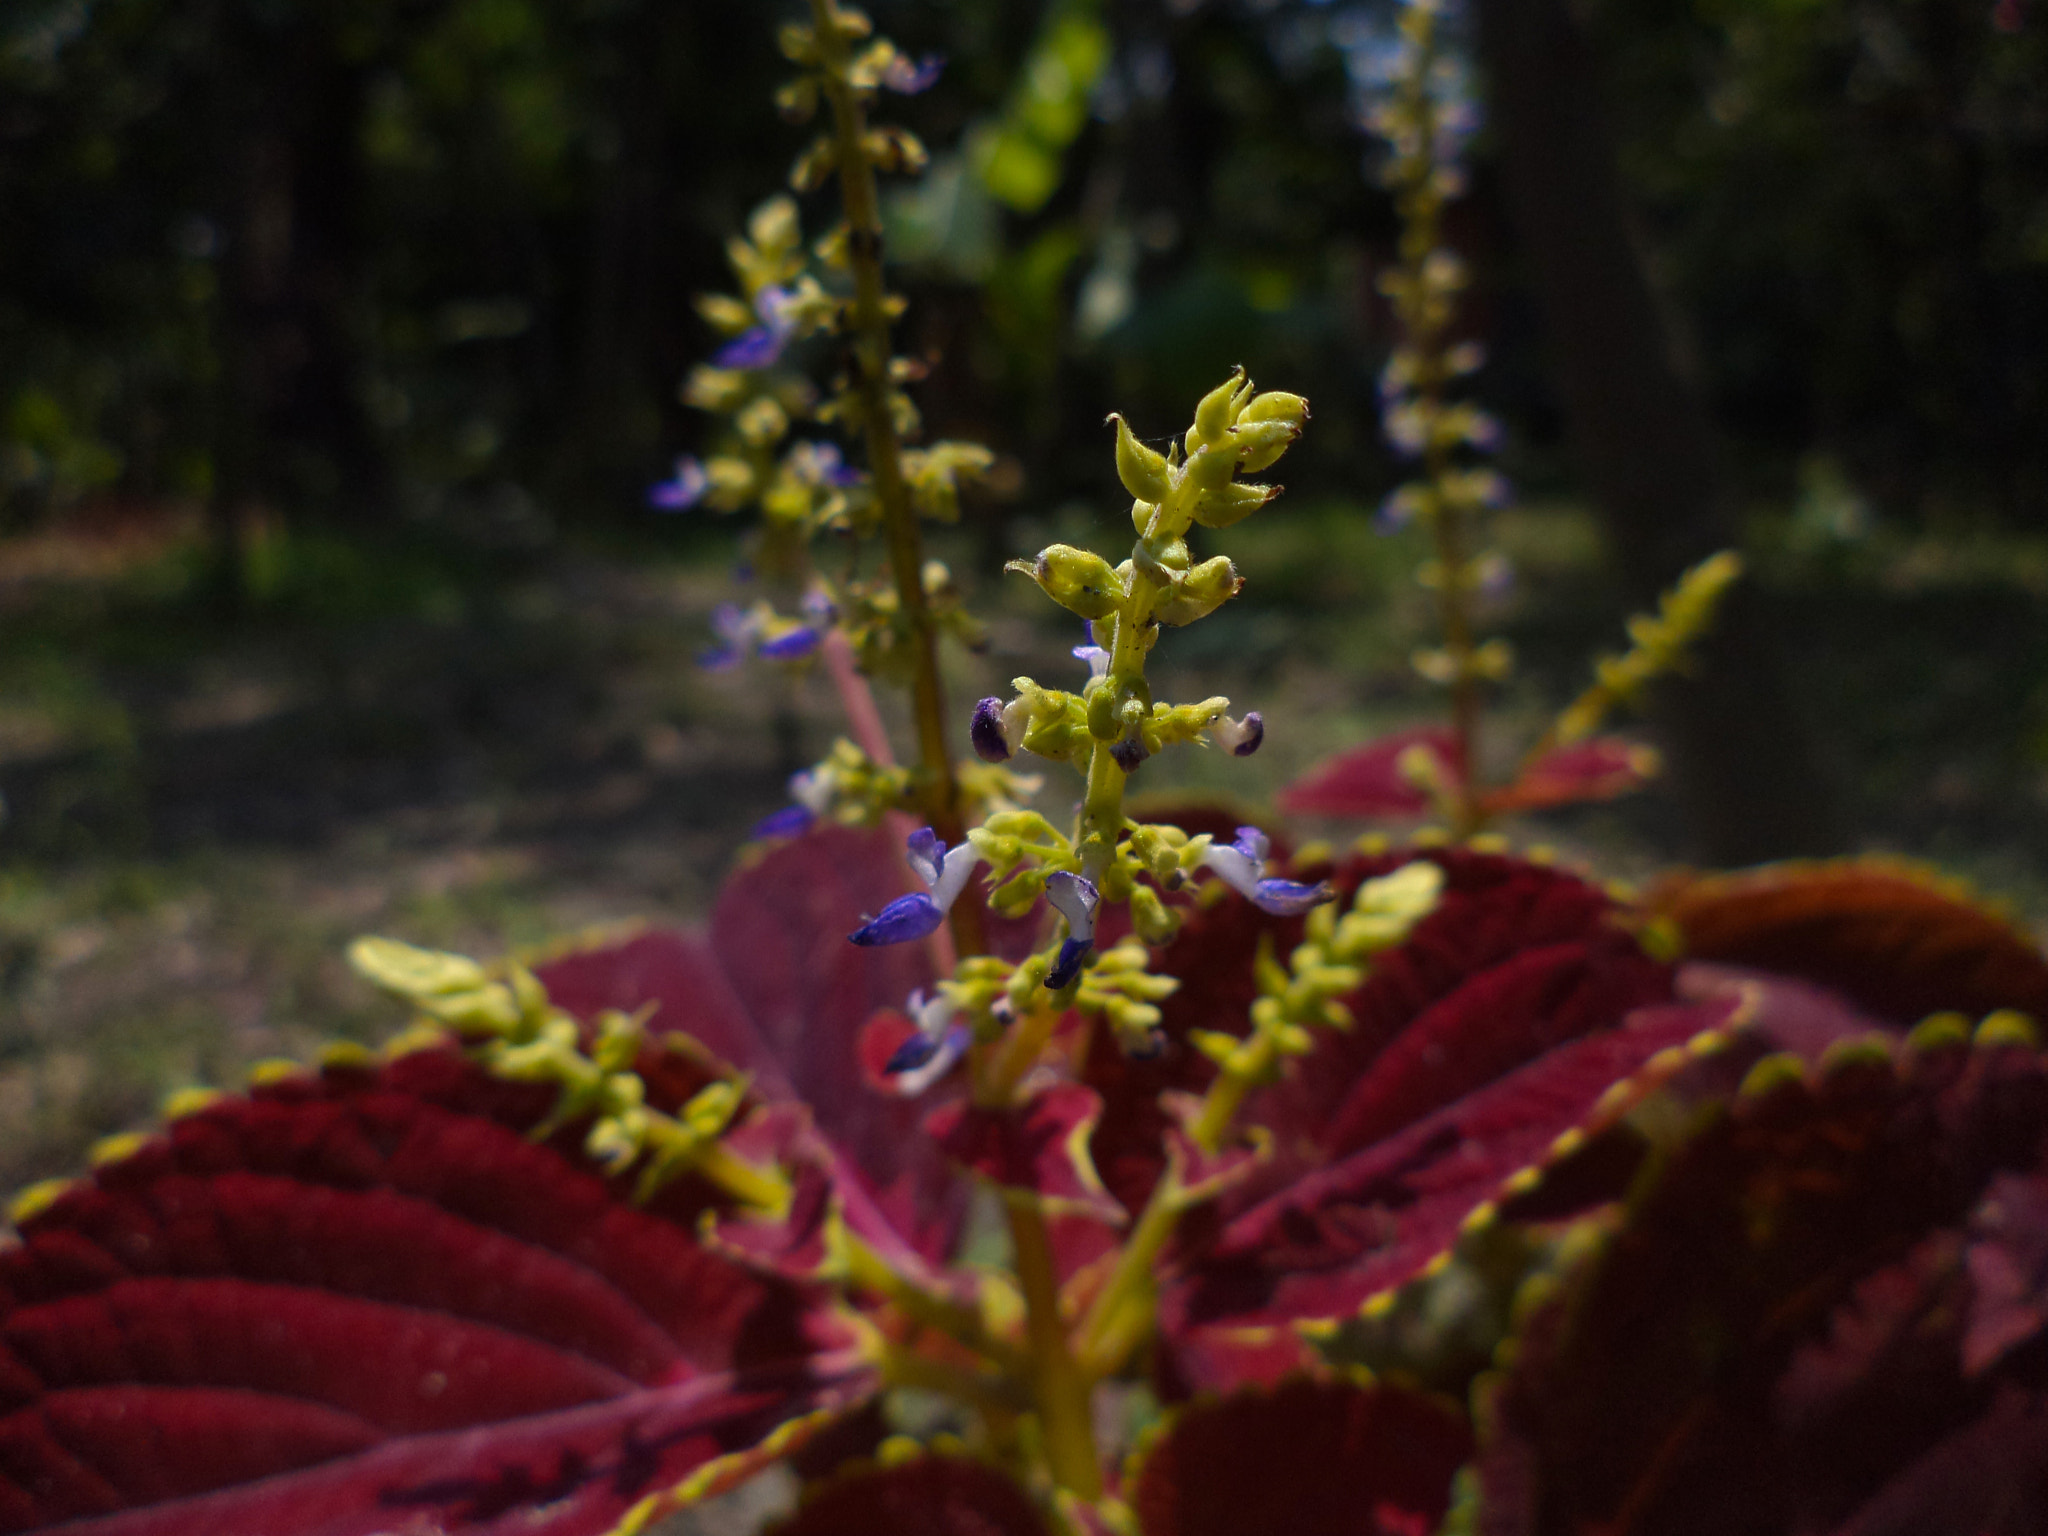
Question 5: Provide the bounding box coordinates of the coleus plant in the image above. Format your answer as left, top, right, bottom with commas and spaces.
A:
7, 5, 2048, 1536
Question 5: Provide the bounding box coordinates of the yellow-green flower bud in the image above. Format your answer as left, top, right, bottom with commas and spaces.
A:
1155, 555, 1243, 625
1238, 390, 1309, 430
1008, 544, 1125, 620
1191, 369, 1247, 448
1087, 681, 1122, 741
1190, 480, 1278, 530
1129, 884, 1181, 946
1112, 414, 1172, 503
1230, 418, 1300, 474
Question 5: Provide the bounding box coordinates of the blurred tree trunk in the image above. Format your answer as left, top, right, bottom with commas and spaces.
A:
1476, 0, 1841, 865
209, 1, 382, 613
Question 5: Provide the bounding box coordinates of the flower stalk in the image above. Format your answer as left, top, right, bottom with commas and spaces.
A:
807, 0, 966, 867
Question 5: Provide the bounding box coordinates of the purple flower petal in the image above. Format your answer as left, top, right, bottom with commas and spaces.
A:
905, 827, 945, 887
714, 326, 785, 370
849, 892, 945, 946
882, 52, 944, 93
648, 455, 707, 511
891, 1022, 971, 1096
971, 697, 1014, 763
1110, 735, 1148, 774
696, 643, 742, 673
759, 626, 823, 661
1213, 711, 1263, 757
752, 805, 815, 840
1045, 935, 1092, 990
884, 1030, 943, 1074
1250, 877, 1337, 916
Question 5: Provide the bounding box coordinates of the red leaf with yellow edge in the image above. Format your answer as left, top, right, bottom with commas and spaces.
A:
767, 1455, 1049, 1536
0, 1050, 869, 1535
1650, 859, 2048, 1026
1256, 845, 1651, 1152
1480, 737, 1659, 814
925, 1084, 1126, 1227
1275, 727, 1458, 819
1164, 1000, 1739, 1378
1480, 1030, 2048, 1536
1126, 1377, 1470, 1536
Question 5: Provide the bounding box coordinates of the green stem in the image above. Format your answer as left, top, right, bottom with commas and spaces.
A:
1073, 1170, 1183, 1379
1396, 7, 1482, 838
809, 1, 976, 956
843, 1231, 1028, 1377
1074, 1024, 1276, 1379
1006, 1195, 1103, 1500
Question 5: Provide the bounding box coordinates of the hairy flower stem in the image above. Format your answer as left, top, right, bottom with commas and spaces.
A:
809, 0, 979, 957
1005, 1195, 1104, 1500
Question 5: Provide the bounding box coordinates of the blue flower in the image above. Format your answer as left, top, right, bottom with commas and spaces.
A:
850, 893, 945, 946
648, 455, 708, 511
1201, 825, 1336, 916
1046, 935, 1092, 990
848, 827, 984, 946
966, 700, 1015, 765
753, 804, 816, 840
712, 285, 803, 370
758, 625, 823, 660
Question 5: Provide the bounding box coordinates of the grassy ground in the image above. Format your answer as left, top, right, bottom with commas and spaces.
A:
3, 496, 2047, 1198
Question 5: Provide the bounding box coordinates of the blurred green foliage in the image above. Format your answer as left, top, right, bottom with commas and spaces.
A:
2, 0, 2043, 545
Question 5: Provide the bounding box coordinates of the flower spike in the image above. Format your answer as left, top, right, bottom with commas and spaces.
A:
1201, 826, 1336, 916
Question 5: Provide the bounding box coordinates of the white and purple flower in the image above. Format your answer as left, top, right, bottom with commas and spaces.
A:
698, 602, 824, 672
971, 695, 1032, 763
713, 284, 804, 371
1210, 711, 1263, 757
881, 52, 944, 94
848, 827, 984, 946
1201, 825, 1336, 916
882, 988, 971, 1095
648, 455, 708, 511
1043, 871, 1101, 990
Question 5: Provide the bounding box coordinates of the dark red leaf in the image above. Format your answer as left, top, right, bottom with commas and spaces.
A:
1275, 727, 1458, 819
1166, 999, 1737, 1360
1257, 846, 1653, 1152
1652, 860, 2048, 1026
1479, 737, 1658, 815
1963, 1170, 2048, 1377
1317, 933, 1672, 1159
768, 1455, 1049, 1536
1480, 1032, 2048, 1536
925, 1084, 1125, 1227
0, 1051, 867, 1534
1126, 1378, 1470, 1536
